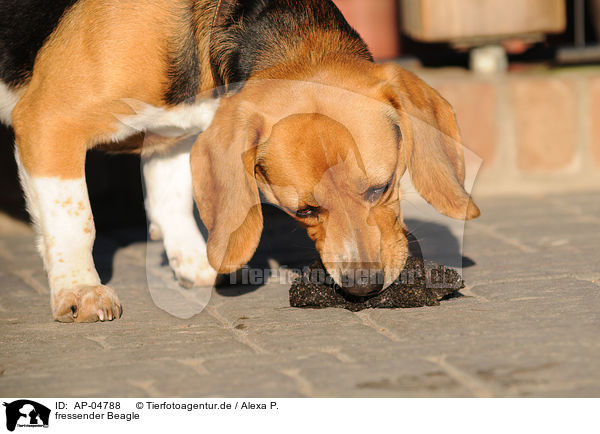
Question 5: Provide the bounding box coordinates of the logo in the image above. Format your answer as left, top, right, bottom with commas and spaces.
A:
3, 400, 50, 432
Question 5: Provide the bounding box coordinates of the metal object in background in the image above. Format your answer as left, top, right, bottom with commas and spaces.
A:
556, 0, 600, 64
575, 0, 586, 47
400, 0, 568, 72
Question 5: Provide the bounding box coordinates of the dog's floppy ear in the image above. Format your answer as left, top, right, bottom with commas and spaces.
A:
190, 101, 263, 273
379, 63, 480, 220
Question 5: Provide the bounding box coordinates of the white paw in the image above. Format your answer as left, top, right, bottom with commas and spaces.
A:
167, 248, 218, 288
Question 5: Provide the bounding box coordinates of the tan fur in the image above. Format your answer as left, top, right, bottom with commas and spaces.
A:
12, 0, 217, 177
190, 99, 263, 273
378, 64, 480, 220
190, 56, 479, 283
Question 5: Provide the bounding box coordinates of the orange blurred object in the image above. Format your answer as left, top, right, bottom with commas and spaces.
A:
502, 39, 531, 55
333, 0, 401, 60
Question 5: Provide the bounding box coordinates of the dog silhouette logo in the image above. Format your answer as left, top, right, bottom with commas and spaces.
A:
3, 400, 50, 431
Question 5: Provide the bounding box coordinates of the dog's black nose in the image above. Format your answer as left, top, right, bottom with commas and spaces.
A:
340, 270, 384, 297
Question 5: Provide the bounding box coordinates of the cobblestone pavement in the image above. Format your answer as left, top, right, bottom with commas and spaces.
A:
0, 192, 599, 397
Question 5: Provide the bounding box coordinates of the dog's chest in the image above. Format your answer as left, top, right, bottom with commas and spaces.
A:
108, 98, 221, 152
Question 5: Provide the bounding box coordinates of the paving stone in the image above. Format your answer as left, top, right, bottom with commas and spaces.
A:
1, 192, 599, 397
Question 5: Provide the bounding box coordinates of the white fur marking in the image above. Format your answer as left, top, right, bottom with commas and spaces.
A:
15, 149, 43, 251
143, 140, 217, 287
16, 149, 100, 293
111, 98, 220, 144
32, 176, 100, 291
342, 239, 360, 263
0, 81, 22, 126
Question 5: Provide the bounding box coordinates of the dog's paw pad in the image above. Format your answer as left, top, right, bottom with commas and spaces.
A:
53, 285, 122, 323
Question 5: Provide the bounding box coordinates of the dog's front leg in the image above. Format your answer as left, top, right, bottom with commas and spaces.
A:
13, 147, 121, 323
143, 141, 218, 288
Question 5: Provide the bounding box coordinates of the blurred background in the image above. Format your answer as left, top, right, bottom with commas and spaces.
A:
1, 0, 599, 231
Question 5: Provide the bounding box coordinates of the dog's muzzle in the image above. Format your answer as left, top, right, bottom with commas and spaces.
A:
338, 268, 384, 297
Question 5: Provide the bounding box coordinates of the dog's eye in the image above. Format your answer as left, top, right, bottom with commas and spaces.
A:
296, 206, 319, 218
365, 182, 391, 203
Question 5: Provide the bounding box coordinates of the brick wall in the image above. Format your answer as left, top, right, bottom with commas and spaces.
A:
421, 66, 600, 195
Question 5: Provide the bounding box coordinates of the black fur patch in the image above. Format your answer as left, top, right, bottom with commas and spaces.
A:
0, 0, 78, 87
164, 5, 200, 105
210, 0, 372, 90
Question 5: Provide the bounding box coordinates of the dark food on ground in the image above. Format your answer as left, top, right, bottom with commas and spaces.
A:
289, 257, 464, 311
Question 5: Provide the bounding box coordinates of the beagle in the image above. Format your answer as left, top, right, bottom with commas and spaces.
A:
0, 0, 479, 323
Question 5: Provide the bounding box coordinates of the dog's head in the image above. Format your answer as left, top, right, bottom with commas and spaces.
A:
190, 60, 480, 296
